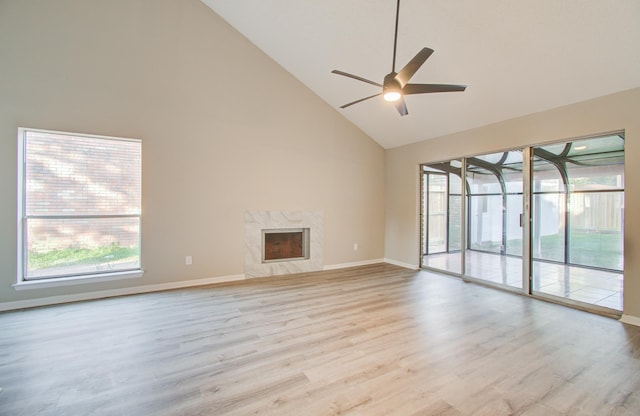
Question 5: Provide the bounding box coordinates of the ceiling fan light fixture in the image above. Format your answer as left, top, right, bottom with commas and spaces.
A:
383, 73, 402, 101
383, 91, 402, 102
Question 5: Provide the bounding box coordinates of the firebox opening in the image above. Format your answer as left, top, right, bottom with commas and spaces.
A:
262, 228, 310, 263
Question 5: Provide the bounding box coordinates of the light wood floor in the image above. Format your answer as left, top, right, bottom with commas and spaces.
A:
1, 264, 639, 415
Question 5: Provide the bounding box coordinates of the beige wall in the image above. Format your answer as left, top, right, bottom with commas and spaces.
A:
0, 0, 385, 306
385, 87, 640, 320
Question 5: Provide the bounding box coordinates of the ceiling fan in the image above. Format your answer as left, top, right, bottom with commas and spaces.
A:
332, 0, 466, 116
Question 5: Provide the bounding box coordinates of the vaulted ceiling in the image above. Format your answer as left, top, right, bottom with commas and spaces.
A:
201, 0, 640, 149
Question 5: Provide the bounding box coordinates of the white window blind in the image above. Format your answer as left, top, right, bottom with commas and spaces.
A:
19, 128, 142, 281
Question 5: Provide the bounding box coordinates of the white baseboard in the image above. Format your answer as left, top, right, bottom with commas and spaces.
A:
620, 314, 640, 327
0, 273, 246, 312
383, 258, 420, 270
323, 258, 385, 271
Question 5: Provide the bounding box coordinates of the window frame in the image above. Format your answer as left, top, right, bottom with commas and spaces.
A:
15, 127, 143, 289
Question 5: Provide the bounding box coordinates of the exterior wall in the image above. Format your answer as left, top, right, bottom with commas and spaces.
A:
385, 87, 640, 321
0, 0, 385, 306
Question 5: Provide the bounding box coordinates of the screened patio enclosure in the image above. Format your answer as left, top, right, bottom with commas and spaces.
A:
421, 133, 624, 312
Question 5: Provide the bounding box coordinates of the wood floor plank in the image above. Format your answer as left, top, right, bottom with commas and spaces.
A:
1, 263, 639, 415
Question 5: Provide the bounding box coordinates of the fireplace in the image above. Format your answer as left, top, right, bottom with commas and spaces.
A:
262, 228, 310, 263
245, 210, 323, 278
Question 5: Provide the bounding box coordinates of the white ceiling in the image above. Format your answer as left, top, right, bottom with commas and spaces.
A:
201, 0, 640, 149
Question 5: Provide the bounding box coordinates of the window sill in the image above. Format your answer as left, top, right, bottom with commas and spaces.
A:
13, 270, 144, 290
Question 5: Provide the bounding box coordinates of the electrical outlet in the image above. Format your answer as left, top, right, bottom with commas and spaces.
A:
353, 243, 359, 251
185, 255, 192, 265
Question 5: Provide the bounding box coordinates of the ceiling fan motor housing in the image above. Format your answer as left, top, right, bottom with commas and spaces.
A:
383, 72, 402, 90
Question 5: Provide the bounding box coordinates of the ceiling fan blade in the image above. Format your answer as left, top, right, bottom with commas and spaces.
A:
339, 93, 383, 109
394, 96, 408, 116
395, 47, 434, 86
403, 83, 467, 95
331, 70, 383, 88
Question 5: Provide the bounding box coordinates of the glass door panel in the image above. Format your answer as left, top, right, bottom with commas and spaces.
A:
421, 162, 462, 274
531, 134, 624, 310
465, 151, 523, 289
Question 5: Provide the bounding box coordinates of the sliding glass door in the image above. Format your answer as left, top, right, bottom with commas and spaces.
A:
465, 151, 523, 288
531, 134, 624, 310
420, 132, 624, 312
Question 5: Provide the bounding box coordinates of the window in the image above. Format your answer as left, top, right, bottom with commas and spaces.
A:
17, 128, 142, 285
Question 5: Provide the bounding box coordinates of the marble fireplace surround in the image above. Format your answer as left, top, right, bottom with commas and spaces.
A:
245, 210, 323, 278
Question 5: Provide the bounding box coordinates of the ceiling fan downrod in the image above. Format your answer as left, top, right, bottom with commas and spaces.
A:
391, 0, 401, 73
